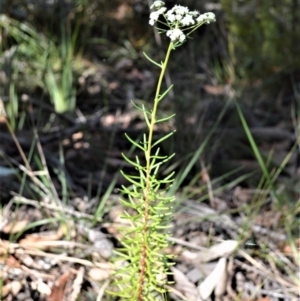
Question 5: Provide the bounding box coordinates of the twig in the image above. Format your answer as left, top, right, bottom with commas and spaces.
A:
238, 249, 298, 290
11, 194, 102, 221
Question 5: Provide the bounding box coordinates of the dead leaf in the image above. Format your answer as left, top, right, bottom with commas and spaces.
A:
207, 240, 238, 260
183, 240, 238, 263
88, 267, 111, 282
19, 226, 64, 248
171, 266, 199, 301
255, 211, 282, 228
18, 254, 35, 267
70, 267, 84, 301
2, 283, 12, 298
47, 271, 72, 301
6, 255, 21, 268
36, 280, 52, 296
198, 258, 227, 300
214, 259, 228, 296
281, 238, 300, 257
233, 186, 253, 203
1, 280, 22, 297
203, 84, 225, 95
2, 220, 29, 234
10, 280, 22, 296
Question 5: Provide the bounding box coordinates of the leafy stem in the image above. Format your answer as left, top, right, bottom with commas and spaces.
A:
139, 41, 173, 299
109, 2, 216, 300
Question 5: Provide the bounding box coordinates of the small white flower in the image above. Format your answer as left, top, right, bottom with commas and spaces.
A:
197, 12, 216, 24
196, 14, 205, 23
150, 1, 165, 10
189, 10, 200, 18
157, 7, 167, 14
166, 13, 176, 22
166, 28, 186, 43
149, 7, 166, 26
180, 14, 195, 26
172, 5, 189, 15
150, 11, 160, 24
204, 12, 216, 23
166, 10, 173, 17
175, 14, 183, 21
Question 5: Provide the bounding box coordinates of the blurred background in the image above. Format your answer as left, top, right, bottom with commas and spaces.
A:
1, 0, 299, 199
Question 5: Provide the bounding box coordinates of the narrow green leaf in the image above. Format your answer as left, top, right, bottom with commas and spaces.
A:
130, 100, 150, 114
120, 170, 143, 187
234, 100, 276, 193
142, 104, 151, 128
122, 153, 145, 170
158, 84, 174, 102
150, 154, 167, 160
162, 170, 175, 180
152, 131, 175, 147
124, 133, 146, 151
156, 114, 176, 123
120, 199, 137, 209
151, 154, 175, 171
143, 51, 162, 68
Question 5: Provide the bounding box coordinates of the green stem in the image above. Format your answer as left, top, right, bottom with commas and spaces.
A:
147, 42, 173, 163
137, 42, 173, 300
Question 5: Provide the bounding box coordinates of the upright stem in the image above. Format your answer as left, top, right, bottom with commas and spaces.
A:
146, 42, 173, 164
137, 42, 173, 300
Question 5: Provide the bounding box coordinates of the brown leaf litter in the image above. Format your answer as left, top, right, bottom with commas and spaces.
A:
0, 194, 299, 301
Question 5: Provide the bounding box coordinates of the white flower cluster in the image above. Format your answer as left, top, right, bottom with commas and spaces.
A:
196, 12, 216, 24
149, 7, 167, 26
149, 1, 216, 44
166, 28, 185, 43
165, 5, 197, 26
